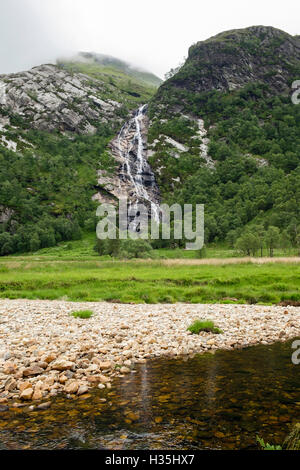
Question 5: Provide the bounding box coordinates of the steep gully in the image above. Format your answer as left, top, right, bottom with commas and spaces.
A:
117, 104, 161, 226
95, 104, 161, 230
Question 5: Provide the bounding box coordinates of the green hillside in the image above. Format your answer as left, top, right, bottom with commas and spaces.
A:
77, 52, 162, 88
1, 28, 299, 256
57, 52, 162, 106
148, 26, 300, 249
0, 50, 162, 256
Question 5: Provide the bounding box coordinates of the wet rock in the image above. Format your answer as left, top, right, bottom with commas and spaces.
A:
77, 385, 89, 396
64, 381, 79, 394
37, 402, 51, 411
126, 411, 140, 421
20, 388, 34, 401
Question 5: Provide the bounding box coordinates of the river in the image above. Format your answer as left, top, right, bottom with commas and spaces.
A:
0, 339, 299, 450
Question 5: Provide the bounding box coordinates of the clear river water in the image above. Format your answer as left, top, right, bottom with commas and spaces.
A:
0, 339, 300, 450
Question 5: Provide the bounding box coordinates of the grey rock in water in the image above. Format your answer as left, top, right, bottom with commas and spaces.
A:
37, 402, 52, 411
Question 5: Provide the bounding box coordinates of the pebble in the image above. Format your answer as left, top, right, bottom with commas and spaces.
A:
4, 377, 16, 392
20, 388, 33, 401
77, 385, 89, 396
37, 402, 51, 411
23, 366, 44, 377
51, 360, 75, 371
0, 299, 299, 404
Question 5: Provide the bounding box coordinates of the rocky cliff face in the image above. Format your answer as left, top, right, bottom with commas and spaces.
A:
0, 64, 124, 143
165, 26, 300, 95
146, 26, 300, 199
95, 105, 161, 219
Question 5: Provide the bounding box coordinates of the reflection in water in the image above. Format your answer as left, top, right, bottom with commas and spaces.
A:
141, 364, 150, 417
0, 339, 300, 450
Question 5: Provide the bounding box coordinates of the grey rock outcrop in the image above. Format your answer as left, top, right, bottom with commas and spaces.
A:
0, 64, 123, 136
171, 26, 300, 95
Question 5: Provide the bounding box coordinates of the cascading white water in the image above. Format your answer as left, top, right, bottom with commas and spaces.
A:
117, 104, 160, 227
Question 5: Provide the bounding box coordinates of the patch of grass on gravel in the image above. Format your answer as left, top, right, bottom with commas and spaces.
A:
70, 310, 93, 319
187, 319, 223, 335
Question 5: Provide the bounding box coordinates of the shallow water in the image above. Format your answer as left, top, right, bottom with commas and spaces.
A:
1, 339, 300, 450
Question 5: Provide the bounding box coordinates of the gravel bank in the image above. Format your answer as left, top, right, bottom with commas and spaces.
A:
0, 300, 299, 405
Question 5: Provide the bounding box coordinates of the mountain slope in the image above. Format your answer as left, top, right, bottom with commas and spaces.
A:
147, 26, 300, 245
0, 61, 160, 255
0, 64, 125, 141
0, 27, 299, 255
167, 25, 300, 94
70, 52, 162, 88
57, 52, 162, 106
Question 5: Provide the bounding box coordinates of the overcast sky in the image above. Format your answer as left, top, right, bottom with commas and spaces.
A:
0, 0, 299, 78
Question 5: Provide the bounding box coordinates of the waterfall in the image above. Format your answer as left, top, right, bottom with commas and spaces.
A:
117, 104, 161, 228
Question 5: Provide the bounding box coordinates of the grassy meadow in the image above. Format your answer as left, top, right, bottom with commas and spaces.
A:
0, 232, 298, 305
0, 254, 299, 304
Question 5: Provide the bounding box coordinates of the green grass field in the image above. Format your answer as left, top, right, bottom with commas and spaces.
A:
1, 233, 298, 305
4, 232, 297, 262
0, 257, 299, 304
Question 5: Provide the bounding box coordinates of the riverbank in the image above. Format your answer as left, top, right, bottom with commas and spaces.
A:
0, 300, 299, 406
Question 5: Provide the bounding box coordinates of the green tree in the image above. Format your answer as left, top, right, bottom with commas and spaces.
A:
235, 231, 260, 256
265, 226, 280, 257
29, 234, 41, 252
280, 229, 292, 254
0, 233, 14, 255
119, 239, 153, 259
253, 224, 266, 257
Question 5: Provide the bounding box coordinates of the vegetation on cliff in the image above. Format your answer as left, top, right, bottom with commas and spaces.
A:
0, 26, 300, 255
148, 26, 300, 248
0, 58, 160, 255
